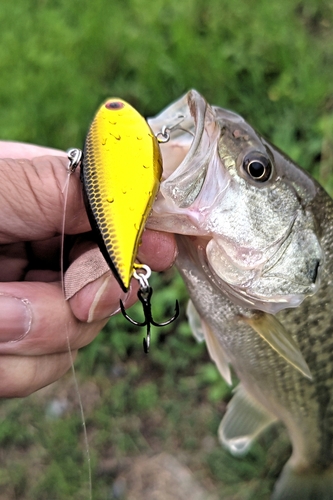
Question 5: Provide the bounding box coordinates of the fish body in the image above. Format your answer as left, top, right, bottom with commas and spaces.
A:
82, 98, 162, 292
148, 90, 333, 499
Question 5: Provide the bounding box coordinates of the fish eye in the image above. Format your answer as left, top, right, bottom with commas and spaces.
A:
242, 152, 272, 182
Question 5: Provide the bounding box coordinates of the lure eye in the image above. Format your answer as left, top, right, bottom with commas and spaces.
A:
105, 101, 125, 110
242, 152, 272, 182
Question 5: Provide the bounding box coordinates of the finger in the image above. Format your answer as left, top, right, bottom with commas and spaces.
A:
0, 242, 28, 281
0, 282, 107, 356
64, 239, 139, 322
138, 229, 177, 271
0, 141, 67, 160
65, 230, 177, 322
0, 236, 63, 284
0, 351, 77, 398
0, 156, 90, 244
0, 237, 62, 283
68, 269, 139, 323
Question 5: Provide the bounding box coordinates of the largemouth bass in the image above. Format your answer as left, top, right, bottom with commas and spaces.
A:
147, 90, 333, 499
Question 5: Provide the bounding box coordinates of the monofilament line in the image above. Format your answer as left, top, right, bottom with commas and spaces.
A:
61, 161, 92, 500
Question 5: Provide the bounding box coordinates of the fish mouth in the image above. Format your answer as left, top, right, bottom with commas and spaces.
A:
148, 90, 323, 314
148, 89, 230, 234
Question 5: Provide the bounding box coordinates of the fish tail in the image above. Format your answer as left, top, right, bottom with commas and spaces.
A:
272, 464, 333, 500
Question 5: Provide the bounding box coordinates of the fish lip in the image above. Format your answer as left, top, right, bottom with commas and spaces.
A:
148, 90, 231, 233
147, 91, 198, 183
159, 90, 215, 207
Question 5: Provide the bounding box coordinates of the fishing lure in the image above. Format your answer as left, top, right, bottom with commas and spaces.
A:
68, 98, 179, 351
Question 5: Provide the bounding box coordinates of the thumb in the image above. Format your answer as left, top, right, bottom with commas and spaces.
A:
0, 154, 90, 244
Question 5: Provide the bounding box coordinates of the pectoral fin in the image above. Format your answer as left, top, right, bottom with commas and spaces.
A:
186, 300, 205, 342
219, 384, 277, 455
243, 312, 312, 380
186, 300, 232, 385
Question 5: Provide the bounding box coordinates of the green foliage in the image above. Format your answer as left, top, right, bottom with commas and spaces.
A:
196, 363, 232, 403
0, 0, 332, 176
0, 0, 332, 498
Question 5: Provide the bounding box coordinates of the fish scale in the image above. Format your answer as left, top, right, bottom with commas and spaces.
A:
177, 232, 324, 464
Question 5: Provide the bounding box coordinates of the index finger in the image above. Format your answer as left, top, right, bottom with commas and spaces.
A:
0, 155, 90, 244
0, 141, 67, 160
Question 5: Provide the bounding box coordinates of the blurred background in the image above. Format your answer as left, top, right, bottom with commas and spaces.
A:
0, 0, 332, 498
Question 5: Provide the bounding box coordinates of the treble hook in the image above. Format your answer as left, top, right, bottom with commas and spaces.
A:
119, 265, 179, 353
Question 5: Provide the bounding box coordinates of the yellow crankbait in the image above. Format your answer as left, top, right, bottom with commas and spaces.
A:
67, 98, 179, 352
81, 98, 162, 292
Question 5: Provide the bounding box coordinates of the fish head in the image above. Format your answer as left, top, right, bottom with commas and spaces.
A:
148, 90, 323, 314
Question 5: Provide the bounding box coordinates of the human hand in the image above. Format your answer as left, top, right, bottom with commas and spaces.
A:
0, 142, 177, 397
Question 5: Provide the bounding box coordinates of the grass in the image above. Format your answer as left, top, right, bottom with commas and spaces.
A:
0, 0, 332, 498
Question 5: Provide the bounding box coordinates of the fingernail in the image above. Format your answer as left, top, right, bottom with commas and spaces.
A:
87, 274, 127, 323
0, 294, 32, 342
87, 275, 111, 323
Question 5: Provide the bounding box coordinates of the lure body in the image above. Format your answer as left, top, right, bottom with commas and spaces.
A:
82, 98, 162, 292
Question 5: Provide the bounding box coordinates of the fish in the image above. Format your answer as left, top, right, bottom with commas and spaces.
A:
147, 89, 333, 499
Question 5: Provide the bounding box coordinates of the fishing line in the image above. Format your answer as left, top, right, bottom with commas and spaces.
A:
61, 151, 92, 500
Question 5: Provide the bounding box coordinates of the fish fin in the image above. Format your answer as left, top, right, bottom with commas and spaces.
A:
186, 300, 232, 385
272, 464, 333, 500
219, 384, 277, 456
203, 320, 232, 386
243, 312, 312, 380
186, 300, 205, 342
